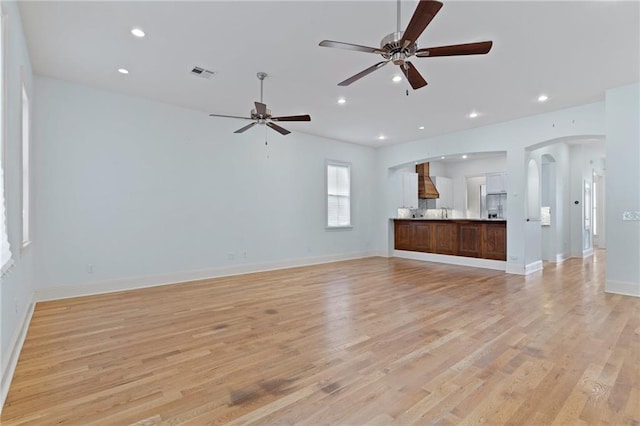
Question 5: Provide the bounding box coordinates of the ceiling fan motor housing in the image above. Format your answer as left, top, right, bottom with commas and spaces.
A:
381, 31, 417, 65
250, 108, 271, 121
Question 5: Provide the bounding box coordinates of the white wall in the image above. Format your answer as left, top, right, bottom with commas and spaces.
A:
605, 83, 640, 296
32, 77, 378, 296
466, 176, 485, 218
0, 0, 35, 409
529, 143, 572, 262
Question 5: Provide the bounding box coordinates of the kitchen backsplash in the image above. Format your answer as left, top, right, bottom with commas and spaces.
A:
397, 208, 458, 219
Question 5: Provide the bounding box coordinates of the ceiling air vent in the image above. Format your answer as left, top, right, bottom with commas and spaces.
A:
190, 66, 215, 79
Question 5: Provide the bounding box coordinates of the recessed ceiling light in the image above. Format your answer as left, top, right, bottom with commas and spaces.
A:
117, 68, 129, 74
337, 98, 346, 105
441, 156, 445, 160
378, 135, 386, 140
538, 94, 549, 102
419, 126, 425, 130
462, 155, 468, 159
131, 28, 145, 38
392, 75, 402, 83
468, 111, 479, 118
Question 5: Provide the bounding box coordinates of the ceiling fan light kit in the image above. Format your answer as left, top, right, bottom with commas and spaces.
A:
319, 0, 493, 90
209, 72, 311, 135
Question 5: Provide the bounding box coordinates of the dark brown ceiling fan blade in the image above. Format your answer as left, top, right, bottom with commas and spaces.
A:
266, 122, 291, 135
400, 61, 428, 90
271, 114, 311, 122
209, 113, 252, 120
234, 122, 257, 134
319, 40, 387, 55
255, 102, 267, 117
400, 0, 443, 49
338, 61, 389, 86
416, 41, 493, 57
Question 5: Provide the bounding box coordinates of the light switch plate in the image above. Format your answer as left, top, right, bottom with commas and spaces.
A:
622, 211, 640, 221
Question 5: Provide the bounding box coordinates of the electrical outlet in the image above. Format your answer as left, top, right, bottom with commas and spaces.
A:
242, 251, 247, 259
622, 211, 640, 221
87, 264, 95, 274
227, 252, 236, 260
508, 255, 518, 261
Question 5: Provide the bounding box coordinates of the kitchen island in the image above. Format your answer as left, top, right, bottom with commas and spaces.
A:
394, 218, 506, 261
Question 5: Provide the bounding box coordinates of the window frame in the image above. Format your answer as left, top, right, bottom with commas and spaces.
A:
20, 72, 31, 250
0, 6, 13, 275
325, 159, 352, 230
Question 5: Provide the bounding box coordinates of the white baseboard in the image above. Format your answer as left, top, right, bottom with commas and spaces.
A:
34, 251, 380, 302
525, 260, 544, 274
555, 253, 570, 263
1, 296, 35, 414
582, 248, 594, 258
605, 280, 640, 297
393, 250, 506, 271
505, 260, 544, 275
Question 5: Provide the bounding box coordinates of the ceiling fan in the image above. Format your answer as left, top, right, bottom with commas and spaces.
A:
319, 0, 493, 90
209, 72, 311, 135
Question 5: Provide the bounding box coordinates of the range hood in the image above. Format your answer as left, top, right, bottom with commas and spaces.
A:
416, 163, 440, 199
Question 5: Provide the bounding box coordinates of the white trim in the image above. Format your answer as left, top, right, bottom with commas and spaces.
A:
555, 253, 570, 263
605, 280, 640, 297
326, 159, 352, 228
505, 260, 543, 275
393, 250, 506, 271
525, 260, 544, 274
505, 262, 525, 275
1, 296, 35, 413
582, 248, 594, 258
34, 251, 378, 302
20, 76, 31, 248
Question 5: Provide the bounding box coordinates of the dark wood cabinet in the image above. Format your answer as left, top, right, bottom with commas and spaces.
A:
433, 222, 457, 255
458, 222, 482, 258
393, 219, 506, 261
414, 221, 434, 252
483, 223, 507, 260
394, 221, 415, 251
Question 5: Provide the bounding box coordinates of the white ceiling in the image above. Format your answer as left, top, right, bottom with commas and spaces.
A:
18, 1, 640, 147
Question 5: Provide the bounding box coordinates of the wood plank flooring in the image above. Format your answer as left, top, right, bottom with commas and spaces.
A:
2, 250, 639, 425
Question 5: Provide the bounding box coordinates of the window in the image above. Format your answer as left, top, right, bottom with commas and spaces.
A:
0, 9, 12, 274
592, 176, 597, 236
326, 161, 351, 228
21, 81, 30, 247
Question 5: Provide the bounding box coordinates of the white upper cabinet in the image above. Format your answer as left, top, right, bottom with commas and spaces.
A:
486, 172, 507, 194
393, 171, 419, 209
402, 172, 419, 209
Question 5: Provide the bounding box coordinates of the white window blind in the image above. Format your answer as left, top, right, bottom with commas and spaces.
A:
0, 10, 12, 274
327, 162, 351, 227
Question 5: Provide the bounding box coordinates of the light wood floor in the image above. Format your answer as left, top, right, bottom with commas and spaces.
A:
2, 250, 639, 425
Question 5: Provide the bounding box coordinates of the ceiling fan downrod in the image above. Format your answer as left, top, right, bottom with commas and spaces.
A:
257, 72, 267, 104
